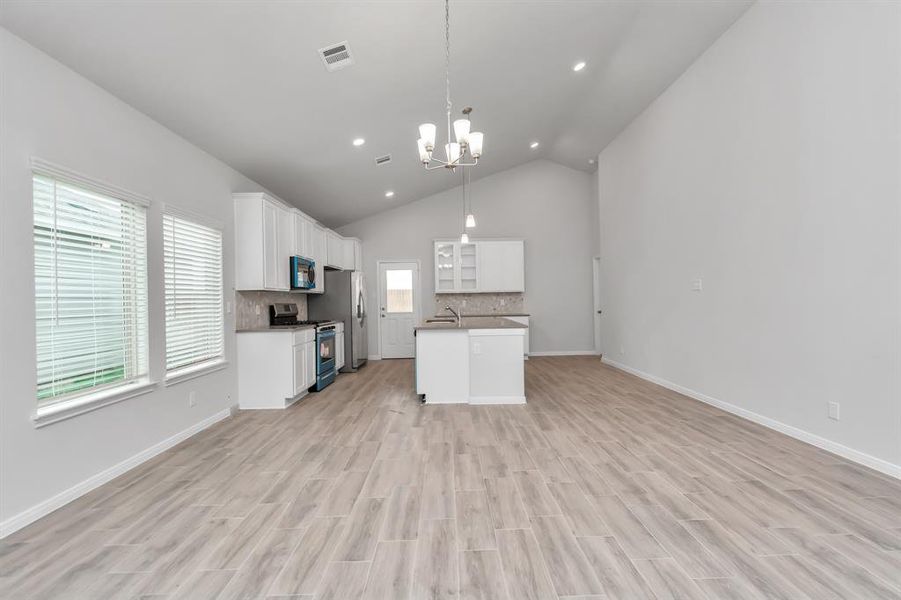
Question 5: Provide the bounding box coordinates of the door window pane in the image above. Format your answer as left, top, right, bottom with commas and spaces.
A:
385, 269, 413, 313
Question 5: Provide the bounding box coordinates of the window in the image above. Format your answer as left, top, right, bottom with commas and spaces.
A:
385, 269, 413, 313
33, 171, 149, 410
164, 210, 224, 377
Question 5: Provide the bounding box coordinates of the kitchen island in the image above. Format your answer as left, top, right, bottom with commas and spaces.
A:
415, 317, 527, 404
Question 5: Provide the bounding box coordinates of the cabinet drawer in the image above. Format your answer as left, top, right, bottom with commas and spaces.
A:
293, 328, 316, 345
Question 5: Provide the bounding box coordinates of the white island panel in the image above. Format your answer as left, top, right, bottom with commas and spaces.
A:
469, 330, 525, 404
415, 330, 469, 403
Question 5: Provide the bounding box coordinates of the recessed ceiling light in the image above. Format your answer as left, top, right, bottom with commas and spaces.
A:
352, 138, 365, 146
385, 190, 395, 198
588, 158, 596, 165
573, 61, 586, 72
530, 141, 540, 149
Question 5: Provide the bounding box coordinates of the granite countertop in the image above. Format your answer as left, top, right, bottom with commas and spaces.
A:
435, 312, 530, 317
236, 324, 317, 333
416, 316, 528, 331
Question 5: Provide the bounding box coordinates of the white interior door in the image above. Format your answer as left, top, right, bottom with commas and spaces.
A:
593, 256, 602, 355
379, 261, 419, 359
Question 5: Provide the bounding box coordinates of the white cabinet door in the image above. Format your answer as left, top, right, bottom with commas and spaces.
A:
293, 343, 305, 396
336, 331, 345, 370
305, 340, 316, 388
312, 225, 327, 293
342, 238, 355, 270
435, 242, 457, 292
353, 240, 362, 271
276, 205, 293, 291
326, 232, 343, 269
477, 241, 524, 292
262, 200, 280, 290
293, 213, 316, 259
303, 219, 314, 258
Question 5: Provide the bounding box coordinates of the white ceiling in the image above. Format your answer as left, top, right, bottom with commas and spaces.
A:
0, 0, 752, 227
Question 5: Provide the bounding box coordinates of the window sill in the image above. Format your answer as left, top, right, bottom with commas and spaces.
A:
33, 379, 157, 429
165, 359, 228, 387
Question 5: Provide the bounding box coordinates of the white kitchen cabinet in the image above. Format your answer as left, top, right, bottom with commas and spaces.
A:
335, 322, 345, 370
276, 204, 293, 291
342, 238, 355, 271
235, 193, 291, 291
311, 224, 327, 294
433, 239, 523, 293
434, 241, 478, 292
262, 200, 280, 289
478, 241, 524, 292
238, 328, 316, 409
293, 210, 315, 259
326, 231, 343, 269
352, 238, 363, 271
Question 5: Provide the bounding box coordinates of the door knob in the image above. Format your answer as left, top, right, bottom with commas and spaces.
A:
597, 310, 603, 314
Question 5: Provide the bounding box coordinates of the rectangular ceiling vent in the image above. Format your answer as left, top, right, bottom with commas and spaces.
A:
374, 154, 392, 166
318, 41, 354, 72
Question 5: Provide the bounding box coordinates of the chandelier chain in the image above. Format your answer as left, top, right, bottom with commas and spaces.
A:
445, 0, 451, 113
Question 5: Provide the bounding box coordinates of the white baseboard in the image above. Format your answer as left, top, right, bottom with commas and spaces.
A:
0, 407, 233, 539
530, 350, 601, 357
468, 395, 527, 405
601, 358, 901, 480
367, 355, 382, 361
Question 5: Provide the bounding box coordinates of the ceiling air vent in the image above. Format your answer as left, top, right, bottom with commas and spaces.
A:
374, 154, 392, 166
318, 41, 354, 72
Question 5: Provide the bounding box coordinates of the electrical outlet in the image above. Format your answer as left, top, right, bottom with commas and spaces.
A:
828, 402, 840, 421
620, 345, 625, 355
691, 278, 703, 292
472, 342, 482, 355
188, 391, 197, 408
225, 301, 232, 314
255, 304, 261, 315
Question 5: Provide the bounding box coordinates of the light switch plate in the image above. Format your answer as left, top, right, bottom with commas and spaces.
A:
828, 402, 840, 420
691, 278, 703, 292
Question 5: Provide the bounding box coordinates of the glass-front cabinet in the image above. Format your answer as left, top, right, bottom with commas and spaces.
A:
435, 242, 457, 292
433, 241, 479, 293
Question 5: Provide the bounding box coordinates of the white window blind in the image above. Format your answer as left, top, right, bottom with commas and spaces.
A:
33, 173, 149, 407
164, 210, 224, 375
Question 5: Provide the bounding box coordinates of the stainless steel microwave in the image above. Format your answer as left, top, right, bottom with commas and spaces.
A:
290, 256, 316, 290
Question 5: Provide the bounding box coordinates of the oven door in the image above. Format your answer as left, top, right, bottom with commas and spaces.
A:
317, 329, 336, 375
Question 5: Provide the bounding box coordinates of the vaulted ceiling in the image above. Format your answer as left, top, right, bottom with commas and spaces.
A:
0, 0, 752, 227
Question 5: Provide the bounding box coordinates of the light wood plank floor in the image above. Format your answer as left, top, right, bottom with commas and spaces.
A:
2, 357, 901, 599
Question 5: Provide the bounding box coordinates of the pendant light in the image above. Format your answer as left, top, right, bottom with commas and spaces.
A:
465, 168, 476, 228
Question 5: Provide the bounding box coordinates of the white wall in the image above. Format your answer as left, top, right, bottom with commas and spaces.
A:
596, 1, 901, 473
0, 29, 269, 532
339, 159, 597, 356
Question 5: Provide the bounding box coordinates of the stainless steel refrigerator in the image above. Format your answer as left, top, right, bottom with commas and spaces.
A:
308, 270, 368, 371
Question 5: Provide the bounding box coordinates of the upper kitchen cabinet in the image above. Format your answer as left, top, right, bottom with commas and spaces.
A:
434, 239, 524, 293
325, 231, 343, 269
235, 193, 293, 291
325, 231, 358, 270
478, 240, 524, 292
352, 238, 363, 271
293, 210, 314, 259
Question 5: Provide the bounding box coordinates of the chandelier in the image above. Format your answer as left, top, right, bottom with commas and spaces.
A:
416, 0, 484, 171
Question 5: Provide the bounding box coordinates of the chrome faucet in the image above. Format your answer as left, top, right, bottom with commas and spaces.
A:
444, 305, 460, 324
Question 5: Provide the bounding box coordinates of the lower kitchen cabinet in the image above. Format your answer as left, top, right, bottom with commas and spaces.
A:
237, 328, 317, 409
336, 322, 345, 370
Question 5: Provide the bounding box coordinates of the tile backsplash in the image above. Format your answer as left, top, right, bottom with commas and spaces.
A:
235, 291, 309, 329
434, 293, 525, 316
